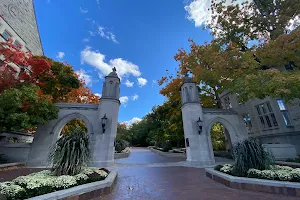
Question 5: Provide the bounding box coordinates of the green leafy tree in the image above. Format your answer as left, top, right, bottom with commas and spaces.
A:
0, 84, 58, 132
210, 123, 226, 151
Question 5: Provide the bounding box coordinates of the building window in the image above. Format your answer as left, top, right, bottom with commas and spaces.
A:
1, 30, 12, 41
255, 101, 278, 129
223, 96, 232, 109
277, 99, 292, 126
243, 114, 252, 133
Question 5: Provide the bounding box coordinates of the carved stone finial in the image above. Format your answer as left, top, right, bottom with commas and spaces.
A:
112, 67, 117, 72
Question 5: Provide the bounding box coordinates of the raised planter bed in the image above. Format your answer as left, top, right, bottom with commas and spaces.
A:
205, 168, 300, 197
27, 169, 117, 200
0, 162, 25, 171
150, 147, 186, 158
115, 147, 130, 159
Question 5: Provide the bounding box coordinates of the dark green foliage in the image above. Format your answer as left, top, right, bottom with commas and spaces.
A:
49, 128, 91, 176
210, 123, 226, 151
286, 158, 300, 163
115, 139, 129, 153
0, 84, 59, 132
162, 141, 172, 152
0, 154, 6, 164
39, 58, 81, 102
231, 138, 274, 177
214, 151, 233, 159
214, 165, 223, 171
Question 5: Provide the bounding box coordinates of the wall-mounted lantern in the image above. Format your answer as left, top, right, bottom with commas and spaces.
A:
101, 114, 108, 133
197, 117, 203, 134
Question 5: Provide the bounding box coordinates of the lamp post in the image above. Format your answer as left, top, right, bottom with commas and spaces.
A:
101, 114, 107, 133
197, 117, 203, 134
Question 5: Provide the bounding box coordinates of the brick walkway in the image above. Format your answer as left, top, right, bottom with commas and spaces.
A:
96, 148, 299, 200
0, 148, 298, 200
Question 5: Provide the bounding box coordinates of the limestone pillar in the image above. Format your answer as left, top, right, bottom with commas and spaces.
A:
90, 67, 120, 167
180, 76, 215, 165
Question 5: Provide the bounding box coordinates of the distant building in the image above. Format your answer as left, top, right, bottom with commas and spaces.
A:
219, 91, 300, 154
0, 0, 43, 55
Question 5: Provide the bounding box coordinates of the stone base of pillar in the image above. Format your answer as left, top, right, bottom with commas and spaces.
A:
186, 160, 215, 167
90, 160, 114, 168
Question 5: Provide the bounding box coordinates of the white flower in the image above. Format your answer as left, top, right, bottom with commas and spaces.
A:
74, 173, 89, 181
220, 164, 233, 173
260, 170, 277, 180
276, 170, 293, 181
53, 175, 77, 189
0, 181, 25, 198
81, 167, 109, 177
271, 165, 293, 171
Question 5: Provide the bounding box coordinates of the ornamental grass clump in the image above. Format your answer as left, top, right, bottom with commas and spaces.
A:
49, 128, 91, 176
231, 138, 274, 177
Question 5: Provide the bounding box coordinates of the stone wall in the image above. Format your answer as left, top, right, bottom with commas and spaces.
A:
0, 0, 43, 55
0, 143, 31, 163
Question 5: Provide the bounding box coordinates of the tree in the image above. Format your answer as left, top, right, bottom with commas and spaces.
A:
0, 41, 81, 102
210, 123, 226, 151
60, 119, 88, 136
161, 0, 300, 104
0, 84, 58, 132
0, 41, 99, 133
208, 0, 300, 46
207, 0, 300, 102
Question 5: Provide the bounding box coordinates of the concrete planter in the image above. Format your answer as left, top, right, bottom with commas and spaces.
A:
150, 148, 186, 158
27, 169, 117, 200
205, 168, 300, 197
263, 144, 297, 161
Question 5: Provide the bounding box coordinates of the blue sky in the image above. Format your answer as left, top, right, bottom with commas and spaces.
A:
34, 0, 213, 124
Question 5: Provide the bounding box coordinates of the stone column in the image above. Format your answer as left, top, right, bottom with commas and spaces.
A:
180, 76, 215, 166
90, 68, 120, 167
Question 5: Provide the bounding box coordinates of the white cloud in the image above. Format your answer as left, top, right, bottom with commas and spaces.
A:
81, 46, 141, 79
83, 38, 90, 42
97, 26, 119, 44
76, 69, 92, 86
125, 80, 134, 87
185, 0, 247, 27
119, 96, 129, 105
56, 52, 65, 59
122, 117, 142, 127
96, 0, 100, 4
88, 31, 96, 37
80, 7, 88, 14
137, 77, 147, 87
94, 93, 101, 98
132, 94, 138, 101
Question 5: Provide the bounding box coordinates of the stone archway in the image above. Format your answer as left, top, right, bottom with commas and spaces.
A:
205, 116, 237, 151
26, 68, 121, 167
49, 112, 94, 146
180, 75, 248, 166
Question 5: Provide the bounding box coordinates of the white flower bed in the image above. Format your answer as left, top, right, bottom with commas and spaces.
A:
218, 164, 300, 182
0, 168, 109, 200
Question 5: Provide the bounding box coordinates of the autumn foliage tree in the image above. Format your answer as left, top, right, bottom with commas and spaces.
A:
0, 40, 99, 132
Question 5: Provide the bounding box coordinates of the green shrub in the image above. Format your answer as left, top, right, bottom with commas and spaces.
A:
246, 166, 300, 182
0, 154, 7, 164
231, 138, 274, 177
162, 142, 172, 152
214, 151, 233, 159
286, 158, 300, 163
115, 139, 129, 153
214, 165, 223, 171
48, 128, 91, 176
247, 169, 261, 178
